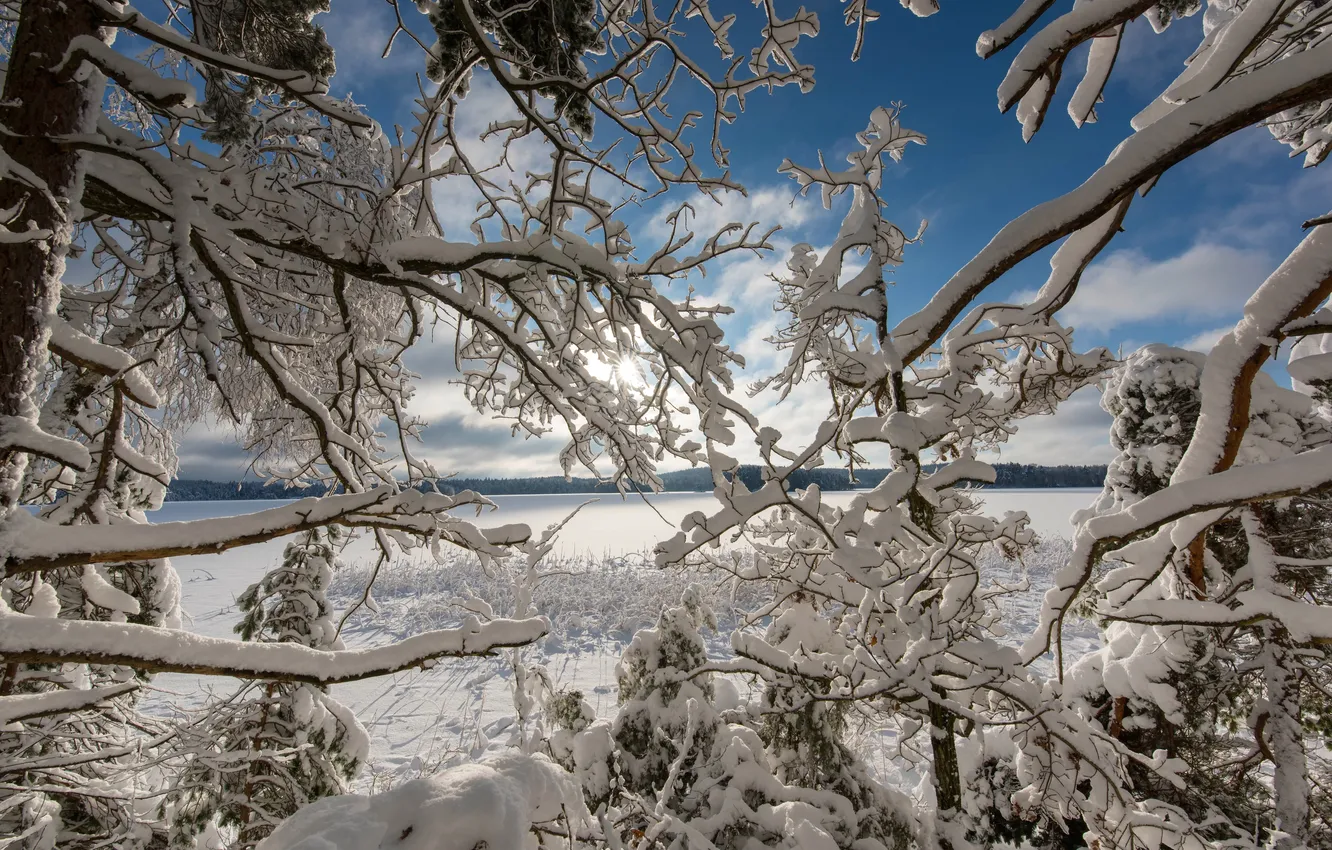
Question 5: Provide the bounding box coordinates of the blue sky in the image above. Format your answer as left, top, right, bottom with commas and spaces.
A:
175, 0, 1328, 480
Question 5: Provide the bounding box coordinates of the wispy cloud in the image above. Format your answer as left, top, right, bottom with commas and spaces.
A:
1054, 242, 1272, 333
1176, 324, 1232, 353
321, 0, 426, 84
987, 386, 1116, 466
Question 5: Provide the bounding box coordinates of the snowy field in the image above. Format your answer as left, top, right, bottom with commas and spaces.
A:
147, 489, 1102, 792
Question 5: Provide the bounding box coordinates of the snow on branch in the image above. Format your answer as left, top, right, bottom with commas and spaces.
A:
57, 35, 196, 112
1025, 442, 1332, 661
0, 611, 549, 685
977, 0, 1057, 58
46, 317, 160, 408
1172, 224, 1332, 483
1281, 306, 1332, 336
994, 0, 1155, 114
919, 458, 997, 490
893, 38, 1332, 361
0, 683, 139, 725
95, 1, 369, 129
1067, 24, 1123, 128
0, 489, 530, 574
1106, 591, 1332, 644
0, 415, 91, 472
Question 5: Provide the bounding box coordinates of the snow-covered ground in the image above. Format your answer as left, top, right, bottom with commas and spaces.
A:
145, 490, 1103, 791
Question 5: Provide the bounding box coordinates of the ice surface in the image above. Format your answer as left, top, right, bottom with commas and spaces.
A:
146, 491, 1100, 791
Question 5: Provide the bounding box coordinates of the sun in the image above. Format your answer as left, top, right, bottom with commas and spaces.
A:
612, 356, 647, 391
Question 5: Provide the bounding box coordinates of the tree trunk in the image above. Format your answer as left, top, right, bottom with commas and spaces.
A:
0, 0, 109, 513
238, 681, 279, 849
930, 685, 962, 849
1264, 634, 1309, 850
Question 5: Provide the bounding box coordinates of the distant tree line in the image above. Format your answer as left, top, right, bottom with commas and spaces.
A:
165, 480, 335, 501
987, 463, 1108, 488
165, 464, 1107, 501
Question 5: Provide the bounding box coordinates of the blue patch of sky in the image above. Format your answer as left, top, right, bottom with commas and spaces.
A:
144, 0, 1322, 475
327, 1, 1314, 349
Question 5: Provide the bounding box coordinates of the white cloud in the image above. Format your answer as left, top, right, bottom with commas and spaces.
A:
645, 184, 822, 245
1057, 242, 1272, 333
175, 420, 254, 480
321, 0, 425, 96
1176, 324, 1232, 353
986, 386, 1115, 466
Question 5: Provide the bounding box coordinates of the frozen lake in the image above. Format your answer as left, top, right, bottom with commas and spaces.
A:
160, 487, 1099, 582
147, 489, 1102, 788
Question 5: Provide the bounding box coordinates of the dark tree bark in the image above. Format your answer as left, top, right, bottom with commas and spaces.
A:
0, 0, 109, 511
930, 685, 962, 849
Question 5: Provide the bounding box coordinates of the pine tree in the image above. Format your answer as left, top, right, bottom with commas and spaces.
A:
1084, 345, 1204, 513
1070, 345, 1332, 846
604, 587, 777, 848
423, 0, 600, 136
756, 598, 915, 850
542, 688, 619, 817
612, 586, 720, 811
190, 0, 337, 143
165, 528, 367, 849
594, 589, 915, 849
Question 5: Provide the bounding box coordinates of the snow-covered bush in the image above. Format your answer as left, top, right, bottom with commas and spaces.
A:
612, 587, 721, 807
542, 688, 618, 815
1095, 346, 1206, 506
165, 528, 368, 848
559, 588, 916, 850
254, 751, 587, 850
755, 598, 916, 850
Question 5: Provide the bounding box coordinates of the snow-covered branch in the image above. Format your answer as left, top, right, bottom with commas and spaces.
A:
1173, 224, 1332, 482
0, 683, 139, 725
0, 610, 549, 684
1, 490, 529, 574
895, 37, 1332, 360
1027, 443, 1332, 661
1106, 590, 1332, 644
97, 1, 370, 129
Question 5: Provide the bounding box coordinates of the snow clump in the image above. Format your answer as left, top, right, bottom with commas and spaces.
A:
256, 751, 586, 850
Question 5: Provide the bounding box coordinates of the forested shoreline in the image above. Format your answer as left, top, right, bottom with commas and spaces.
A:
165, 463, 1108, 501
